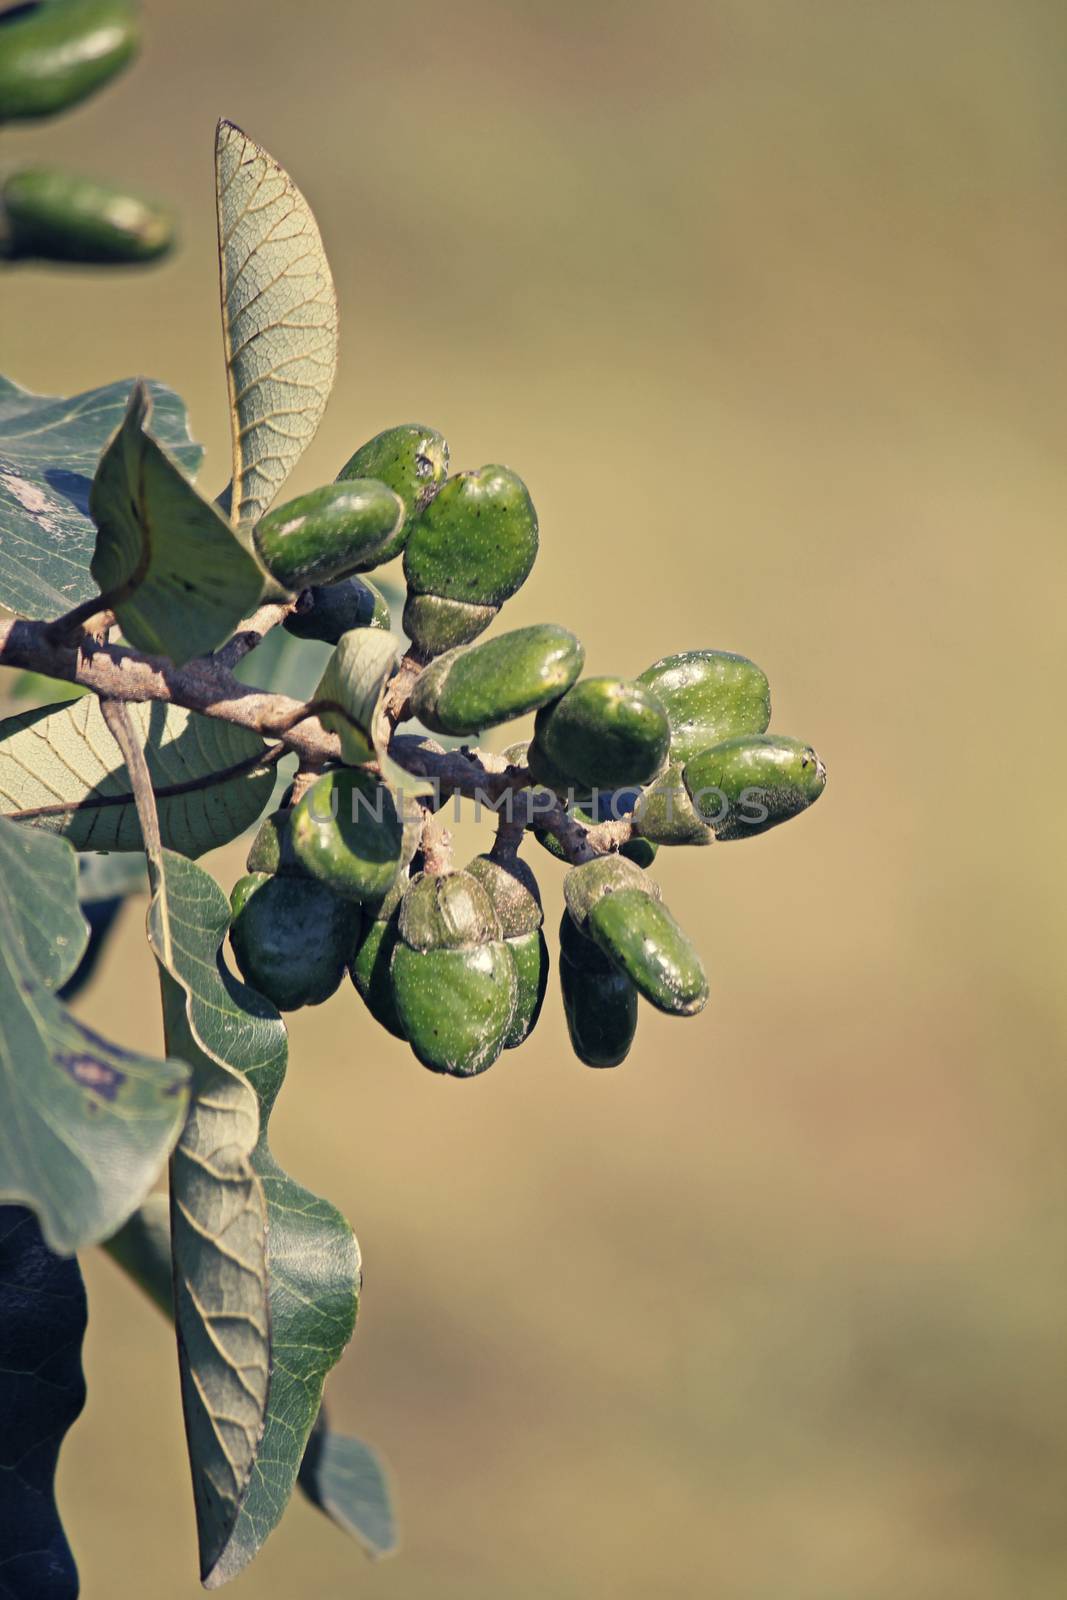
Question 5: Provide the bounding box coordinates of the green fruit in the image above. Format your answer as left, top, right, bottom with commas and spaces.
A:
465, 853, 548, 1048
410, 624, 584, 736
0, 0, 139, 122
558, 912, 637, 1069
290, 768, 418, 904
283, 576, 390, 644
632, 764, 711, 847
401, 593, 496, 654
638, 650, 770, 763
563, 853, 659, 933
534, 677, 670, 790
228, 871, 362, 1012
683, 734, 826, 840
336, 424, 449, 563
390, 870, 517, 1076
253, 480, 403, 591
586, 889, 708, 1016
349, 876, 407, 1039
1, 169, 173, 263
403, 465, 538, 655
246, 806, 304, 876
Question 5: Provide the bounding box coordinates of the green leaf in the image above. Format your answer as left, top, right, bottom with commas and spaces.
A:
138, 847, 360, 1584
0, 1206, 87, 1599
144, 847, 273, 1586
89, 382, 266, 664
0, 816, 189, 1253
76, 849, 149, 902
0, 373, 201, 620
0, 696, 275, 854
216, 120, 338, 527
107, 1195, 387, 1561
316, 628, 433, 797
299, 1410, 397, 1559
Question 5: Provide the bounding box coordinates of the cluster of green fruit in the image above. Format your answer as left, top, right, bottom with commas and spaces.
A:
229, 421, 826, 1075
0, 0, 175, 265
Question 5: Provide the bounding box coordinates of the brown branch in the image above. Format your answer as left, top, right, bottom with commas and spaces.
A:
212, 600, 297, 671
100, 698, 163, 863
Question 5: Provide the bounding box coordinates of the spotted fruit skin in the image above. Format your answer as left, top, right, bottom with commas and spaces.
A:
533, 677, 670, 791
290, 768, 416, 905
586, 889, 708, 1016
638, 650, 770, 764
336, 424, 449, 563
683, 734, 826, 840
465, 853, 547, 1049
253, 480, 403, 590
410, 624, 584, 737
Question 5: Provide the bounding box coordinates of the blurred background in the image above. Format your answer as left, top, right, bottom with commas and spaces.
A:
5, 0, 1067, 1594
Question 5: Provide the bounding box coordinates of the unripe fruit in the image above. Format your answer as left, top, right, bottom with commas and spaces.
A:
290, 768, 418, 904
246, 805, 304, 876
586, 889, 708, 1016
403, 465, 538, 654
228, 871, 362, 1012
534, 789, 659, 867
683, 734, 826, 840
638, 650, 770, 763
390, 871, 517, 1076
632, 764, 711, 847
558, 912, 637, 1068
0, 0, 139, 122
533, 677, 670, 791
349, 875, 407, 1039
410, 624, 584, 737
336, 424, 449, 563
253, 480, 403, 591
562, 852, 659, 934
1, 169, 173, 263
465, 853, 548, 1049
283, 576, 390, 644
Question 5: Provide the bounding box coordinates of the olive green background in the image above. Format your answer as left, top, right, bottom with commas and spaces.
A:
6, 1, 1066, 1595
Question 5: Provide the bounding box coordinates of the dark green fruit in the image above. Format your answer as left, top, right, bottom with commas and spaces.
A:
0, 169, 173, 263
466, 853, 548, 1048
290, 768, 417, 904
253, 480, 403, 591
683, 734, 826, 840
410, 624, 584, 737
638, 650, 770, 763
349, 876, 407, 1039
533, 677, 670, 790
0, 0, 139, 121
229, 871, 362, 1012
336, 424, 449, 563
586, 889, 708, 1016
390, 870, 517, 1076
246, 805, 304, 876
558, 912, 637, 1068
632, 764, 711, 847
403, 465, 538, 654
283, 576, 390, 644
563, 852, 659, 934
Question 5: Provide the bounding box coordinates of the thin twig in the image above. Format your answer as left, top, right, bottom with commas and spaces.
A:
100, 698, 163, 864
212, 600, 297, 671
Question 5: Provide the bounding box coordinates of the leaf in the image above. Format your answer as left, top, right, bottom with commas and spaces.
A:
298, 1410, 397, 1559
76, 849, 149, 902
145, 848, 273, 1586
89, 382, 267, 664
0, 816, 189, 1254
0, 1206, 87, 1599
216, 119, 338, 527
0, 696, 275, 855
317, 628, 433, 798
137, 847, 360, 1585
107, 1196, 387, 1561
0, 373, 201, 620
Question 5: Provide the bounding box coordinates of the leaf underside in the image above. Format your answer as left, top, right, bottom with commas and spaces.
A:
0, 1206, 87, 1599
0, 696, 275, 855
89, 383, 266, 664
216, 120, 338, 528
0, 374, 202, 620
0, 816, 189, 1255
